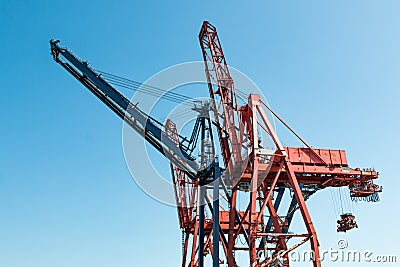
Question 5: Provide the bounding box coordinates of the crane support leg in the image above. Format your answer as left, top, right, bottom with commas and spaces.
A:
212, 157, 220, 267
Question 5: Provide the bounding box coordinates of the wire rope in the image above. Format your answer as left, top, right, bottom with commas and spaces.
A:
98, 69, 251, 108
98, 70, 194, 102
329, 188, 338, 217
103, 78, 194, 107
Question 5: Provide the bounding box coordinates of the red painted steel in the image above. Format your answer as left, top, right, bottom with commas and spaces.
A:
337, 214, 358, 232
168, 21, 381, 267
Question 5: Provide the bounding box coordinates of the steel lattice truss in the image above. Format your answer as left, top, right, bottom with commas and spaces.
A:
167, 21, 381, 267
50, 21, 381, 267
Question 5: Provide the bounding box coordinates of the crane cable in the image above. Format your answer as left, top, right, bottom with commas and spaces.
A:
97, 70, 251, 107
159, 110, 195, 122
344, 188, 348, 211
329, 188, 339, 217
340, 187, 352, 214
337, 188, 344, 214
97, 70, 195, 107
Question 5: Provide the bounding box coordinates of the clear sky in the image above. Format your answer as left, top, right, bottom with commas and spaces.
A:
1, 1, 399, 266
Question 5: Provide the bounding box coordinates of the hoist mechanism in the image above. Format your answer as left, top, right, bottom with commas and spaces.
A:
350, 176, 383, 202
337, 213, 358, 233
50, 21, 382, 267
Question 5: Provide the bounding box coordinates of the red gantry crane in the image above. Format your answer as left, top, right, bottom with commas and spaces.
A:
50, 21, 382, 267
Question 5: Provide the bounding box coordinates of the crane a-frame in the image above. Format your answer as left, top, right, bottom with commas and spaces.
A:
51, 21, 381, 267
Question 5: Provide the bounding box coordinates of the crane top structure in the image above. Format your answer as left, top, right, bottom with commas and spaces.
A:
50, 21, 381, 267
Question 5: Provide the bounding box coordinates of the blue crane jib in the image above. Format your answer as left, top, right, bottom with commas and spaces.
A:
50, 40, 198, 178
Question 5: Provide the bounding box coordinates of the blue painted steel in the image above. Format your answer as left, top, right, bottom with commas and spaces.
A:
259, 186, 285, 250
213, 157, 220, 267
283, 183, 304, 233
50, 40, 198, 175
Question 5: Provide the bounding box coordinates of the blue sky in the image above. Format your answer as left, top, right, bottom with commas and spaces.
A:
0, 1, 399, 266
